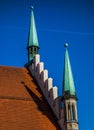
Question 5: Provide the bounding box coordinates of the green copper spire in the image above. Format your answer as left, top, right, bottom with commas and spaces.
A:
27, 6, 39, 62
28, 6, 39, 47
62, 43, 76, 99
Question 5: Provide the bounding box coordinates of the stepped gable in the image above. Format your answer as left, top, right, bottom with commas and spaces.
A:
0, 66, 61, 130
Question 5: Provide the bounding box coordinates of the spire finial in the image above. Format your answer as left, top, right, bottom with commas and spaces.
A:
31, 6, 34, 10
64, 43, 68, 48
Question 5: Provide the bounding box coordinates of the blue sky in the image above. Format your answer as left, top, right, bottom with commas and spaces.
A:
0, 0, 94, 130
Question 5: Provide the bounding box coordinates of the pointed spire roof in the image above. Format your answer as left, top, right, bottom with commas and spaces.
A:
28, 6, 39, 47
62, 43, 76, 98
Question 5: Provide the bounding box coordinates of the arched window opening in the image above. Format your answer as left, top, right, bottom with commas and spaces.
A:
68, 104, 71, 120
72, 104, 75, 120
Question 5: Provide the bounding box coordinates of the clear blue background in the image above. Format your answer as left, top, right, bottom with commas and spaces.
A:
0, 0, 94, 130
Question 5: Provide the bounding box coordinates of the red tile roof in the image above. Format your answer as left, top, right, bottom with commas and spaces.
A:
0, 66, 61, 130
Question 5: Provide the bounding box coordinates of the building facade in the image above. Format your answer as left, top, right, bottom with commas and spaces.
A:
0, 7, 79, 130
26, 7, 79, 130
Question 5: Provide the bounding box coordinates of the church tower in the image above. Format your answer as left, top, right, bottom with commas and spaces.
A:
62, 43, 78, 130
27, 6, 39, 62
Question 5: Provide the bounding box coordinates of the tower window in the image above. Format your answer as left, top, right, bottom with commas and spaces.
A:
29, 48, 32, 53
34, 48, 36, 53
72, 104, 75, 120
68, 104, 71, 120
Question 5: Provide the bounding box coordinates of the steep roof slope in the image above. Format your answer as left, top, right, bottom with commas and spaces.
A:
0, 66, 61, 130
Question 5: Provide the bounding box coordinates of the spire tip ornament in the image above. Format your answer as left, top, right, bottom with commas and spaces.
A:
64, 43, 68, 48
31, 6, 34, 10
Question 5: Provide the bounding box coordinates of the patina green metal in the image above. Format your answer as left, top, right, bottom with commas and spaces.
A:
28, 7, 39, 47
27, 7, 39, 62
63, 44, 76, 97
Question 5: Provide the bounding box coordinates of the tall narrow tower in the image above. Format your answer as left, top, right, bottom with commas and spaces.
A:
62, 44, 78, 130
27, 6, 39, 62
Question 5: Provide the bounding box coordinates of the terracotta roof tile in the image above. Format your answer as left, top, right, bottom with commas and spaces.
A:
0, 66, 61, 130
